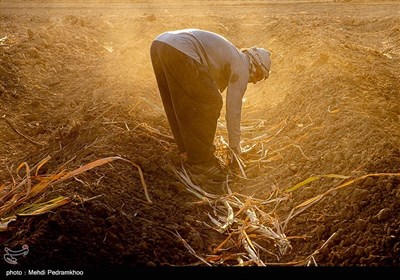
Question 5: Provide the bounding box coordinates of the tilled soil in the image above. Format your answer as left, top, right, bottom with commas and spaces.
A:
1, 0, 400, 276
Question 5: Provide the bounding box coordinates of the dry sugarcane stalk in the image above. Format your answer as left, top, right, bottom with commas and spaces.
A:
240, 229, 266, 266
174, 230, 212, 266
1, 115, 46, 147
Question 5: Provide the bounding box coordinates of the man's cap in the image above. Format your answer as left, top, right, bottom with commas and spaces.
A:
244, 47, 271, 79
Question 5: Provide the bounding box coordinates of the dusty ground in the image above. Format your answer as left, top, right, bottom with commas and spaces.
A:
1, 0, 400, 276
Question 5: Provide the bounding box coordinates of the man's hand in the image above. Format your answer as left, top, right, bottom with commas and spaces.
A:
227, 146, 242, 168
230, 146, 241, 155
180, 152, 188, 163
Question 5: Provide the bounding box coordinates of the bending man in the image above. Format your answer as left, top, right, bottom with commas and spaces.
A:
150, 28, 271, 181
